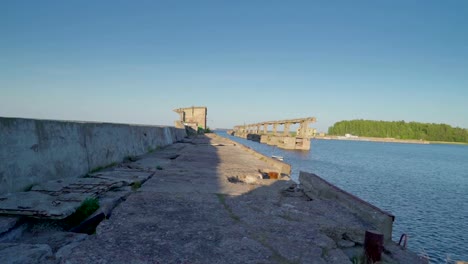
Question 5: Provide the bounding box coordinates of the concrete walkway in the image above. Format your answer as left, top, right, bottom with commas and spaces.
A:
53, 134, 423, 263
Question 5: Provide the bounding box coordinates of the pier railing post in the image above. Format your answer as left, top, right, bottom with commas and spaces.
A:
364, 230, 384, 263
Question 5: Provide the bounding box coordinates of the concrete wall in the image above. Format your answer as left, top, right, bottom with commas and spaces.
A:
0, 117, 186, 194
299, 171, 394, 242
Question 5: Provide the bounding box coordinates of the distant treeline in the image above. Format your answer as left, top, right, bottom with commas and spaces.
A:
328, 120, 468, 142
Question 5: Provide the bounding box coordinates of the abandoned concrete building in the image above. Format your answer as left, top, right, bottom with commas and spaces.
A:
173, 106, 208, 131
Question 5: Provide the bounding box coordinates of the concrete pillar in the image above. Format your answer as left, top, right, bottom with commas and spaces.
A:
273, 124, 278, 135
299, 121, 309, 137
263, 124, 268, 134
283, 123, 291, 136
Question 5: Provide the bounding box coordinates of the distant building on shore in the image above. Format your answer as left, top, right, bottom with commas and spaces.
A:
345, 133, 359, 138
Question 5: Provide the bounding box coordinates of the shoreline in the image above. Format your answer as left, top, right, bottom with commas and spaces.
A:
315, 135, 468, 145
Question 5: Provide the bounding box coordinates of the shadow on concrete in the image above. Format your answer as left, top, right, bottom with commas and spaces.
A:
0, 134, 425, 264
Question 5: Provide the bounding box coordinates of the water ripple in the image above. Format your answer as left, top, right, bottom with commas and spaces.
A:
219, 132, 468, 263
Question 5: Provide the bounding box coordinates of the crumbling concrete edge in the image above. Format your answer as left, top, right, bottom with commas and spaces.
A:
299, 171, 394, 242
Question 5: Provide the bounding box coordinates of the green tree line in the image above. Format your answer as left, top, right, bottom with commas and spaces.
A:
328, 120, 468, 142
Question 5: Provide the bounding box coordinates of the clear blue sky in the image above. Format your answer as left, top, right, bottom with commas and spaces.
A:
1, 1, 467, 131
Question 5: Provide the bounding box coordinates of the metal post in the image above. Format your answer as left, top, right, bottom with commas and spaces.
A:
364, 230, 384, 263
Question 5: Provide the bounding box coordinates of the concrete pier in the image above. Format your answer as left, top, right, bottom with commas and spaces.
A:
231, 117, 317, 150
0, 134, 425, 263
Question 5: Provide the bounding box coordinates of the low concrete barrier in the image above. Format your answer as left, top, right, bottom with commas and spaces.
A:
299, 171, 394, 242
0, 117, 186, 194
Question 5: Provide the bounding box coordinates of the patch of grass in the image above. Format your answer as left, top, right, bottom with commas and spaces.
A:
321, 248, 329, 258
351, 255, 363, 264
131, 181, 142, 191
89, 162, 118, 173
89, 166, 104, 173
64, 198, 99, 228
197, 126, 205, 134
351, 255, 375, 264
147, 147, 155, 153
216, 193, 240, 222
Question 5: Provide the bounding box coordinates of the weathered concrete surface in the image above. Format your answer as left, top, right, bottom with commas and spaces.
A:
0, 192, 85, 219
0, 117, 186, 194
0, 243, 54, 264
0, 134, 425, 263
87, 170, 154, 185
59, 134, 425, 264
0, 216, 20, 235
0, 177, 123, 219
0, 169, 149, 219
300, 172, 394, 242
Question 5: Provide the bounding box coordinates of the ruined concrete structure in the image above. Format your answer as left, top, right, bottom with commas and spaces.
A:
173, 106, 208, 131
231, 117, 317, 150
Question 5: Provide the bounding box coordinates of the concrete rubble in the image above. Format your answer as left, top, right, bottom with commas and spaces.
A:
0, 134, 426, 263
0, 170, 153, 220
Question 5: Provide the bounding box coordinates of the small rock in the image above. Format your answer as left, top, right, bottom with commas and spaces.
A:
337, 239, 356, 248
244, 173, 262, 184
342, 231, 365, 245
55, 242, 82, 262
310, 233, 336, 249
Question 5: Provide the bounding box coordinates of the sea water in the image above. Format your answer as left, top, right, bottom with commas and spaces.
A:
218, 132, 468, 263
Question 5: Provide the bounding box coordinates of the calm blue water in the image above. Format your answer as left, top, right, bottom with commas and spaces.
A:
218, 132, 468, 263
